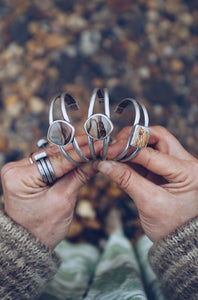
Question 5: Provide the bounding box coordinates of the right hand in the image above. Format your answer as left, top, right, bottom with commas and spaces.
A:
1, 136, 103, 249
97, 126, 198, 241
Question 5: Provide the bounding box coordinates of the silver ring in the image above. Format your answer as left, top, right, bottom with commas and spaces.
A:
34, 152, 56, 185
47, 93, 84, 166
113, 98, 150, 162
84, 88, 114, 160
37, 138, 49, 149
29, 152, 34, 165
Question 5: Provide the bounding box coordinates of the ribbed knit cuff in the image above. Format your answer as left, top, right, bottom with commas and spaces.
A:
0, 210, 61, 300
148, 217, 198, 300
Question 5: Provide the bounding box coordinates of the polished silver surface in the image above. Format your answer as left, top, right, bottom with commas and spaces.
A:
34, 151, 56, 185
113, 98, 150, 162
46, 89, 150, 165
47, 120, 74, 146
47, 93, 85, 165
60, 93, 89, 163
84, 88, 113, 160
37, 138, 49, 149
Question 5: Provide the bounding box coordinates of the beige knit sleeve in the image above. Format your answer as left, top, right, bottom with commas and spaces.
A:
0, 210, 61, 300
148, 217, 198, 300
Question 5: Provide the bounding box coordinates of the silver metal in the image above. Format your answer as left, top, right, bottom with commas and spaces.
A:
113, 98, 150, 162
47, 93, 84, 166
29, 152, 34, 165
84, 88, 114, 160
34, 152, 56, 185
60, 93, 89, 163
37, 138, 49, 149
46, 89, 150, 164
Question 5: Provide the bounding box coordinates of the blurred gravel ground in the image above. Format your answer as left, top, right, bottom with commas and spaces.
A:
0, 0, 197, 246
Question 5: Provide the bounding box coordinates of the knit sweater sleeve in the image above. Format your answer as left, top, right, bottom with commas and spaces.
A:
148, 216, 198, 300
0, 210, 61, 300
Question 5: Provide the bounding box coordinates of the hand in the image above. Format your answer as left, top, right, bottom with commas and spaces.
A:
1, 136, 102, 249
97, 126, 198, 241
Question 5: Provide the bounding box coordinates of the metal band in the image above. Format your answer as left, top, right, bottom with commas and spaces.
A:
35, 160, 49, 184
60, 93, 89, 163
37, 138, 49, 149
39, 158, 54, 184
44, 157, 56, 182
47, 89, 150, 164
48, 93, 88, 165
34, 152, 56, 185
84, 88, 113, 160
58, 145, 82, 166
29, 152, 34, 165
113, 98, 150, 162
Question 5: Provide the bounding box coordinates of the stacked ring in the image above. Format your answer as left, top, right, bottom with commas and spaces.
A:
34, 152, 56, 185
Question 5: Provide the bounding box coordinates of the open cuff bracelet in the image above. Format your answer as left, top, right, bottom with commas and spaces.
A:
46, 89, 150, 164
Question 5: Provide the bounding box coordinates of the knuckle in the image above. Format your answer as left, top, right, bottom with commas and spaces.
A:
1, 162, 16, 181
117, 167, 133, 191
73, 167, 90, 185
143, 147, 158, 170
154, 125, 167, 134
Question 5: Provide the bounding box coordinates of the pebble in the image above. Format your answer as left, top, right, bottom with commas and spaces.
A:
76, 200, 96, 220
29, 96, 45, 114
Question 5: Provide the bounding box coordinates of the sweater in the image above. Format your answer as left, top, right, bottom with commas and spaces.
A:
148, 217, 198, 300
0, 209, 197, 299
0, 211, 60, 300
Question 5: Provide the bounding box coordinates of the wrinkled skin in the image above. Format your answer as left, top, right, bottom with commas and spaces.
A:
1, 136, 103, 249
97, 126, 198, 241
1, 126, 198, 248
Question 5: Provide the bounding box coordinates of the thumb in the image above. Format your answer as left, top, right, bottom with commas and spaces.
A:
53, 161, 97, 198
97, 160, 163, 208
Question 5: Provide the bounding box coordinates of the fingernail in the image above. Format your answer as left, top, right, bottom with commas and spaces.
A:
97, 161, 113, 174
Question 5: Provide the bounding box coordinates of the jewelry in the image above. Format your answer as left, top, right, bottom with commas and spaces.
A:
47, 93, 88, 165
113, 98, 150, 162
84, 88, 114, 160
60, 92, 89, 163
34, 151, 56, 185
46, 89, 150, 165
37, 138, 49, 149
29, 153, 34, 165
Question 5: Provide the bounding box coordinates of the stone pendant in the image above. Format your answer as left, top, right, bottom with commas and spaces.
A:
84, 114, 113, 140
47, 120, 74, 146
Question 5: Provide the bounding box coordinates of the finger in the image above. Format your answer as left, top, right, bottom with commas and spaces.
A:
107, 125, 195, 161
107, 137, 130, 159
22, 140, 102, 188
131, 146, 190, 182
105, 136, 191, 184
46, 140, 103, 178
50, 161, 97, 200
96, 160, 166, 209
3, 136, 104, 189
148, 126, 195, 160
113, 126, 132, 141
47, 134, 90, 155
15, 134, 90, 167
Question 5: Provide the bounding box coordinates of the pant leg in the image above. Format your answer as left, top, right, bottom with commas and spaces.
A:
134, 235, 167, 300
84, 230, 148, 300
39, 240, 100, 300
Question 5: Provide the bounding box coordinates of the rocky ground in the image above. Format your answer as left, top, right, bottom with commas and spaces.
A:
0, 0, 198, 246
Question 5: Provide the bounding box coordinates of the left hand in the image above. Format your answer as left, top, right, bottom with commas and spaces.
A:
96, 126, 198, 241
